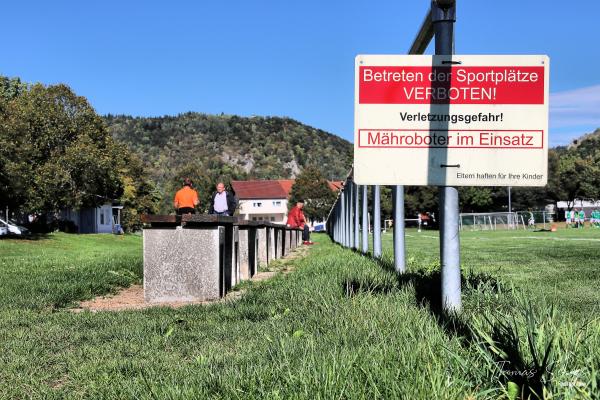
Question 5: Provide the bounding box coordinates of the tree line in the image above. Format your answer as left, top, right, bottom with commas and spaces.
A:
0, 76, 159, 231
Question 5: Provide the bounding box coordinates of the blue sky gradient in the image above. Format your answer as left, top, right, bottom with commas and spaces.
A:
2, 1, 598, 146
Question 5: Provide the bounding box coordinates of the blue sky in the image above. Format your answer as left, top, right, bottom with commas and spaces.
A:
1, 1, 598, 146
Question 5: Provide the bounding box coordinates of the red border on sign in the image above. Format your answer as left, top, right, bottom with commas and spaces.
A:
357, 129, 544, 149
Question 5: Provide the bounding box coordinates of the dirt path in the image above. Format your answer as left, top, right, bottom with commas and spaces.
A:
71, 244, 310, 312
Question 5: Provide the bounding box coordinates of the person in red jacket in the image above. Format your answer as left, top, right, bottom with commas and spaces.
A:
287, 200, 314, 245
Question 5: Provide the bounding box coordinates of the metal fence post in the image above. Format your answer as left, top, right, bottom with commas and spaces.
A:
340, 191, 346, 246
393, 185, 406, 273
348, 180, 354, 248
362, 185, 368, 253
354, 182, 360, 249
433, 0, 461, 312
346, 184, 350, 247
373, 185, 382, 258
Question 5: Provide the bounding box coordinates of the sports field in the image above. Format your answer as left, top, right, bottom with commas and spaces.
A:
0, 229, 598, 398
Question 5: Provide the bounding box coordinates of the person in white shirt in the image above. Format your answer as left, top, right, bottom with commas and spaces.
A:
209, 182, 237, 216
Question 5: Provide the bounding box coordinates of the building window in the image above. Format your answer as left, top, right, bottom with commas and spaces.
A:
100, 210, 104, 225
253, 202, 262, 208
272, 201, 281, 206
252, 217, 257, 221
270, 216, 275, 221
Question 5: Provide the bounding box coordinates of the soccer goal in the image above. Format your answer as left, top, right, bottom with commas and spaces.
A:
459, 211, 555, 231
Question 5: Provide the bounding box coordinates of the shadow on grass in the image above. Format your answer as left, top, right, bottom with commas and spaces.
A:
342, 252, 506, 340
0, 233, 53, 241
342, 252, 553, 398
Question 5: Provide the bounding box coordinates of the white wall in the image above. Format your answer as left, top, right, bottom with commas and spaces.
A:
96, 204, 113, 233
237, 198, 288, 224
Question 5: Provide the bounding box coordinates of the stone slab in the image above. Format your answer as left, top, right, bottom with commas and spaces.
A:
256, 227, 268, 268
143, 226, 225, 303
238, 227, 257, 280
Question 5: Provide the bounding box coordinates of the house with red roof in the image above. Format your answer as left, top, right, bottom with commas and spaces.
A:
231, 179, 342, 224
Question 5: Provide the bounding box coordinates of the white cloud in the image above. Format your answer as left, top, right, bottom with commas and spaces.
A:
550, 84, 600, 129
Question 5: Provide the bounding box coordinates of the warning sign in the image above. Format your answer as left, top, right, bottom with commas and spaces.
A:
354, 55, 549, 186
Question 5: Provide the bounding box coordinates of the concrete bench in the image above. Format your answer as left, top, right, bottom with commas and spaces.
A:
235, 220, 259, 280
142, 216, 303, 303
141, 214, 238, 303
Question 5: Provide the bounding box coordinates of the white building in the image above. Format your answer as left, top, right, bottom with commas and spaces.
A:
232, 180, 293, 223
61, 203, 123, 233
231, 179, 343, 224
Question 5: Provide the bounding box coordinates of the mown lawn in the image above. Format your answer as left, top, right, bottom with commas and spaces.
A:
0, 230, 598, 399
390, 227, 600, 318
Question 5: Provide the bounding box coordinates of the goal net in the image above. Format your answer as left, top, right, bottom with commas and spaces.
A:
459, 211, 554, 231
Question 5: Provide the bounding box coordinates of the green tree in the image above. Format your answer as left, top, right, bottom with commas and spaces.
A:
289, 166, 336, 222
549, 151, 600, 209
459, 187, 494, 212
0, 83, 123, 212
118, 151, 161, 231
0, 80, 160, 231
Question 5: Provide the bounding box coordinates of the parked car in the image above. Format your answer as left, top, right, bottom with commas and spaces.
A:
0, 218, 30, 236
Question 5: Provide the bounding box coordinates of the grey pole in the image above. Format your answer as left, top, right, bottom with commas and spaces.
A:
373, 185, 382, 258
393, 186, 406, 273
433, 0, 461, 312
354, 182, 360, 249
508, 186, 512, 228
340, 192, 346, 246
346, 184, 351, 247
334, 203, 337, 243
348, 181, 354, 248
337, 201, 341, 244
362, 185, 369, 253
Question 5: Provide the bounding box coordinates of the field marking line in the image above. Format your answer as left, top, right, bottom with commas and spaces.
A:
510, 236, 600, 242
405, 234, 437, 239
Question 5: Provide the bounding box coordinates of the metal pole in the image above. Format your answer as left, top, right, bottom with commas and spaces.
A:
393, 186, 406, 273
348, 181, 354, 248
340, 191, 345, 245
337, 201, 341, 243
508, 186, 512, 228
333, 203, 337, 242
373, 185, 382, 258
354, 182, 360, 249
362, 185, 369, 253
346, 184, 351, 247
433, 0, 461, 312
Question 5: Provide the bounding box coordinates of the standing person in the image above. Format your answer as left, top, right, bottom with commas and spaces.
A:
174, 178, 199, 215
565, 209, 572, 228
209, 182, 237, 216
578, 209, 586, 228
287, 200, 314, 245
573, 209, 580, 228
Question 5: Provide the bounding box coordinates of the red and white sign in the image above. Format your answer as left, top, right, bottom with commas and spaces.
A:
354, 55, 550, 186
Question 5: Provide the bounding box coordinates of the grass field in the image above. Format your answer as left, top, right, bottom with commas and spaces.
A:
0, 230, 599, 399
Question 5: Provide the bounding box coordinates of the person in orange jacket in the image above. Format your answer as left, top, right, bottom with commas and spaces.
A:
173, 178, 199, 215
287, 200, 314, 245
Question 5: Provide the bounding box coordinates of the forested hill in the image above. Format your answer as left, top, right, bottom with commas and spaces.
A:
104, 113, 353, 210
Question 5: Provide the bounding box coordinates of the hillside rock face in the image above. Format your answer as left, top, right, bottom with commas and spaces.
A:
104, 113, 352, 210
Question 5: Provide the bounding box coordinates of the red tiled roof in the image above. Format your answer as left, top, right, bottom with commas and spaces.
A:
231, 180, 289, 200
278, 180, 294, 195
232, 179, 342, 200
